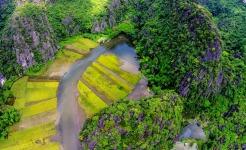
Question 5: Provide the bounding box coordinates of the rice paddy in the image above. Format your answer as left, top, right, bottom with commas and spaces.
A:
92, 62, 133, 91
0, 121, 59, 150
83, 66, 129, 101
21, 98, 57, 118
78, 54, 142, 118
2, 76, 60, 149
97, 54, 141, 85
25, 87, 57, 103
4, 36, 141, 149
1, 37, 102, 149
71, 38, 98, 51
77, 81, 108, 117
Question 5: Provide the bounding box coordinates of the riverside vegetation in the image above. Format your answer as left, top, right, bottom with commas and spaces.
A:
0, 0, 245, 149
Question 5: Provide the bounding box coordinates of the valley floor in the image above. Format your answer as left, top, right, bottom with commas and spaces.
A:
0, 36, 150, 150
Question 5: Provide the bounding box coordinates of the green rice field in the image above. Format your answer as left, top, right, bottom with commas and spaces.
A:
78, 54, 141, 118
77, 81, 108, 117
97, 54, 141, 85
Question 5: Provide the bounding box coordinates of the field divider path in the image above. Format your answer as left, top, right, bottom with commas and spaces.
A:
95, 61, 134, 88
80, 78, 112, 105
9, 109, 57, 133
25, 97, 57, 107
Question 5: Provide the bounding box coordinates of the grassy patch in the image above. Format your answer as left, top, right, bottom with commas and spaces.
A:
60, 35, 99, 51
13, 98, 26, 110
97, 54, 141, 85
92, 62, 133, 92
11, 76, 29, 109
0, 121, 57, 149
77, 81, 108, 118
71, 38, 99, 51
83, 67, 128, 101
83, 33, 109, 43
25, 59, 54, 77
56, 49, 82, 63
22, 98, 57, 118
11, 76, 28, 98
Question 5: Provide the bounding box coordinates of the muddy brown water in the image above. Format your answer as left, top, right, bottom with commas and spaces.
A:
57, 35, 140, 150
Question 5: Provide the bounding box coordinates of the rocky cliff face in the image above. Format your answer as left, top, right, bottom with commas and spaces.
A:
92, 0, 125, 33
2, 13, 59, 70
0, 2, 59, 80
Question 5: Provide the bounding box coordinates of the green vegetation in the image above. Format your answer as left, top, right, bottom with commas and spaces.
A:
59, 35, 99, 51
1, 78, 59, 147
25, 82, 58, 102
25, 60, 54, 77
77, 81, 108, 118
92, 62, 133, 92
22, 98, 57, 118
97, 54, 141, 85
0, 0, 245, 149
0, 0, 16, 36
46, 0, 109, 39
79, 0, 246, 149
0, 76, 21, 140
83, 66, 128, 101
79, 91, 183, 149
10, 76, 28, 99
56, 49, 82, 63
10, 76, 28, 109
0, 107, 21, 141
0, 121, 59, 150
71, 38, 98, 51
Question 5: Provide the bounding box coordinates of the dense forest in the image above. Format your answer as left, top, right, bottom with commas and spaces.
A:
80, 91, 183, 149
0, 0, 245, 149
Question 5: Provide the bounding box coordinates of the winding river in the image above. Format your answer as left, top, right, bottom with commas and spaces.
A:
57, 36, 139, 150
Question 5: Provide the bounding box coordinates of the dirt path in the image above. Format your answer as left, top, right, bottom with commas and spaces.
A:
9, 109, 57, 133
80, 78, 112, 105
127, 77, 153, 100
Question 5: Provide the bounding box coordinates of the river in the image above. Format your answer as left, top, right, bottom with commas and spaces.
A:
57, 35, 139, 150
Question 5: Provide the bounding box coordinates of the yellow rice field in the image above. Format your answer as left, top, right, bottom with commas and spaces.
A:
83, 66, 128, 101
26, 82, 59, 88
0, 121, 59, 150
21, 98, 57, 118
92, 62, 133, 92
71, 38, 98, 51
77, 81, 108, 117
97, 54, 141, 85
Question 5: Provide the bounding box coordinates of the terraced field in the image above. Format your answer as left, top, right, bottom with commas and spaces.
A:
0, 77, 59, 150
78, 53, 141, 117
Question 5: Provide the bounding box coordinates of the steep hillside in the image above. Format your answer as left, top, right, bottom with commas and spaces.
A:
82, 0, 246, 149
0, 2, 59, 79
80, 91, 183, 149
92, 0, 230, 112
46, 0, 109, 39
